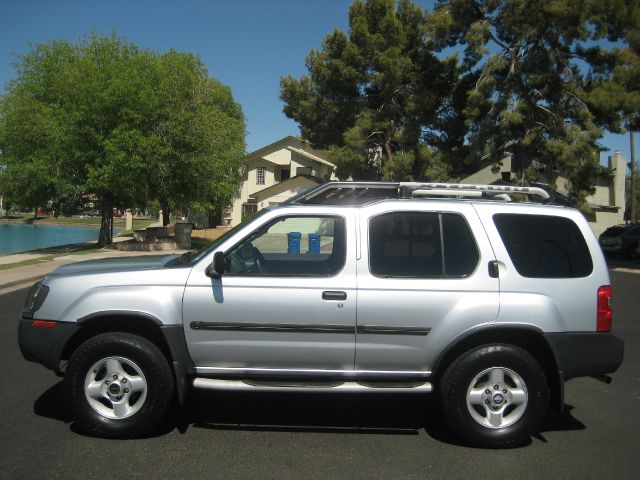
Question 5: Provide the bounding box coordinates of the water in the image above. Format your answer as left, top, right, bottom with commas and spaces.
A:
0, 223, 100, 255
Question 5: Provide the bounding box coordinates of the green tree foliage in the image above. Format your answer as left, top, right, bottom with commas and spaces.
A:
0, 33, 245, 244
585, 2, 640, 140
280, 0, 458, 180
428, 0, 634, 203
145, 51, 246, 226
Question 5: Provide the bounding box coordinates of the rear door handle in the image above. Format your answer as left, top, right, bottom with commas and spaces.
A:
488, 260, 499, 278
322, 291, 347, 301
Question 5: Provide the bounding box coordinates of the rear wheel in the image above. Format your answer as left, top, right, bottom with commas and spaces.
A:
65, 332, 175, 437
439, 344, 549, 448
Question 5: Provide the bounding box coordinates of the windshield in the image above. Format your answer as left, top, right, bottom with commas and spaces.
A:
601, 227, 625, 237
165, 208, 272, 267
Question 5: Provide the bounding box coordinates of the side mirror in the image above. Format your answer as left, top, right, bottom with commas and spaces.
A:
206, 251, 225, 277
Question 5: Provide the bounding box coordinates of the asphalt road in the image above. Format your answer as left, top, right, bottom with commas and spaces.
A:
1, 271, 639, 480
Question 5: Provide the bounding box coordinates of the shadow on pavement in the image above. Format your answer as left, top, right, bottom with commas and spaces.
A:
34, 385, 586, 447
34, 381, 72, 423
32, 242, 99, 254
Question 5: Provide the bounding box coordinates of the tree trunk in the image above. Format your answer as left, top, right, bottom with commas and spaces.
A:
160, 197, 170, 226
631, 130, 637, 224
97, 195, 114, 247
383, 129, 393, 178
210, 208, 221, 228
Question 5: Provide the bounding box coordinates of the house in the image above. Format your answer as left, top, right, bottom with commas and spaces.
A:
228, 136, 337, 226
229, 136, 626, 236
461, 150, 627, 236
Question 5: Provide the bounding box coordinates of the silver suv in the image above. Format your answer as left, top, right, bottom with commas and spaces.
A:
18, 182, 624, 448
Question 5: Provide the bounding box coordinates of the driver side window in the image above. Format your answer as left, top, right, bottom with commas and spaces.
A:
225, 215, 346, 276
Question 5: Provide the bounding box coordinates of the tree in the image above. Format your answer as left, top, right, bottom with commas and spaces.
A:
427, 0, 633, 204
280, 0, 457, 180
0, 33, 246, 244
586, 2, 640, 219
146, 52, 245, 226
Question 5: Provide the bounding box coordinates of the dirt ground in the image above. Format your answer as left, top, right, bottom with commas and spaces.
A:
191, 227, 230, 241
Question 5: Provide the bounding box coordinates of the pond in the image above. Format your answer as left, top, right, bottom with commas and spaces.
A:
0, 223, 100, 255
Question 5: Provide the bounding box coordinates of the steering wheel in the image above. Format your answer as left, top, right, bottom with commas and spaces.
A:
251, 246, 267, 273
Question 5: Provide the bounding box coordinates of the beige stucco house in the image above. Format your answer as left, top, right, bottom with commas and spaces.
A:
229, 136, 626, 236
229, 136, 337, 226
462, 150, 627, 236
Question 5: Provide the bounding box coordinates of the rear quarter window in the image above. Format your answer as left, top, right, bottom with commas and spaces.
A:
493, 213, 593, 278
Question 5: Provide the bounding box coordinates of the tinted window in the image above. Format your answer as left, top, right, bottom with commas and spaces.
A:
226, 216, 345, 276
369, 212, 479, 278
442, 214, 480, 276
601, 227, 624, 237
493, 214, 593, 278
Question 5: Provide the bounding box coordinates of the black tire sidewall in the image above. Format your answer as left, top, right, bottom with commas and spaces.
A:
440, 344, 549, 448
65, 332, 174, 438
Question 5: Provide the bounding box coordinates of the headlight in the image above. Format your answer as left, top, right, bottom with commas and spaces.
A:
22, 282, 50, 319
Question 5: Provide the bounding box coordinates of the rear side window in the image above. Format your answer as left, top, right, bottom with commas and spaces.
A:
493, 214, 593, 278
369, 212, 479, 278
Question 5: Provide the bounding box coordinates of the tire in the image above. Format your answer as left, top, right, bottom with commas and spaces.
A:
439, 344, 549, 448
65, 332, 175, 438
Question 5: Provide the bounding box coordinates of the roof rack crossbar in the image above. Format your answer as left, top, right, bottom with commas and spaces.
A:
399, 182, 550, 200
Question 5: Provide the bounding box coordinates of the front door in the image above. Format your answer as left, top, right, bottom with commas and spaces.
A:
183, 212, 356, 371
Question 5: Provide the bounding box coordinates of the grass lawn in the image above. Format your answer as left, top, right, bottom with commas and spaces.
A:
0, 247, 103, 271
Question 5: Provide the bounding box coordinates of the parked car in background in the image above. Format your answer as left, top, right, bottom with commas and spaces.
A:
598, 224, 640, 258
79, 210, 100, 218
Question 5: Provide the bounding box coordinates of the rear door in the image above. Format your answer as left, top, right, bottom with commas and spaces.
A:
355, 202, 500, 372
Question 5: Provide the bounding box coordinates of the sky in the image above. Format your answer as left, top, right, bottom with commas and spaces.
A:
0, 0, 634, 166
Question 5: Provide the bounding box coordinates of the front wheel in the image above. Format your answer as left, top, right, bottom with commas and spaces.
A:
439, 344, 550, 448
65, 332, 175, 438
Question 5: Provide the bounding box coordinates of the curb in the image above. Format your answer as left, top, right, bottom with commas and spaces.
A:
1, 274, 44, 290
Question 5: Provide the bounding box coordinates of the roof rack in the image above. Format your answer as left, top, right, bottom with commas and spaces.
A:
399, 182, 550, 201
287, 181, 550, 205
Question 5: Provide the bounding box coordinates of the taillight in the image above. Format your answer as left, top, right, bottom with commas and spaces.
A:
597, 285, 613, 332
32, 320, 57, 328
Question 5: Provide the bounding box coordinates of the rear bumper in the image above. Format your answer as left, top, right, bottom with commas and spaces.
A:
18, 317, 78, 373
544, 332, 624, 381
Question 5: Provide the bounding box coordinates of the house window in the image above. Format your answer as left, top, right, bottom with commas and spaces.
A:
296, 167, 312, 176
241, 203, 258, 221
280, 168, 290, 181
256, 167, 266, 185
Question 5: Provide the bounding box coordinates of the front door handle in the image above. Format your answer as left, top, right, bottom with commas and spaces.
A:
322, 291, 347, 301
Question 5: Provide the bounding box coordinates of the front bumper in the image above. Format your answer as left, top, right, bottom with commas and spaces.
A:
544, 332, 624, 381
18, 317, 78, 374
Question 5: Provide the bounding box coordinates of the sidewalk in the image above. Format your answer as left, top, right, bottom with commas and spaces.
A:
0, 240, 188, 294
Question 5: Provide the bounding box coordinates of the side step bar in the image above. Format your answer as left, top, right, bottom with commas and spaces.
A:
193, 378, 433, 394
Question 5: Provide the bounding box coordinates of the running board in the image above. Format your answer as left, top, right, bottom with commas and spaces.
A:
193, 378, 433, 394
